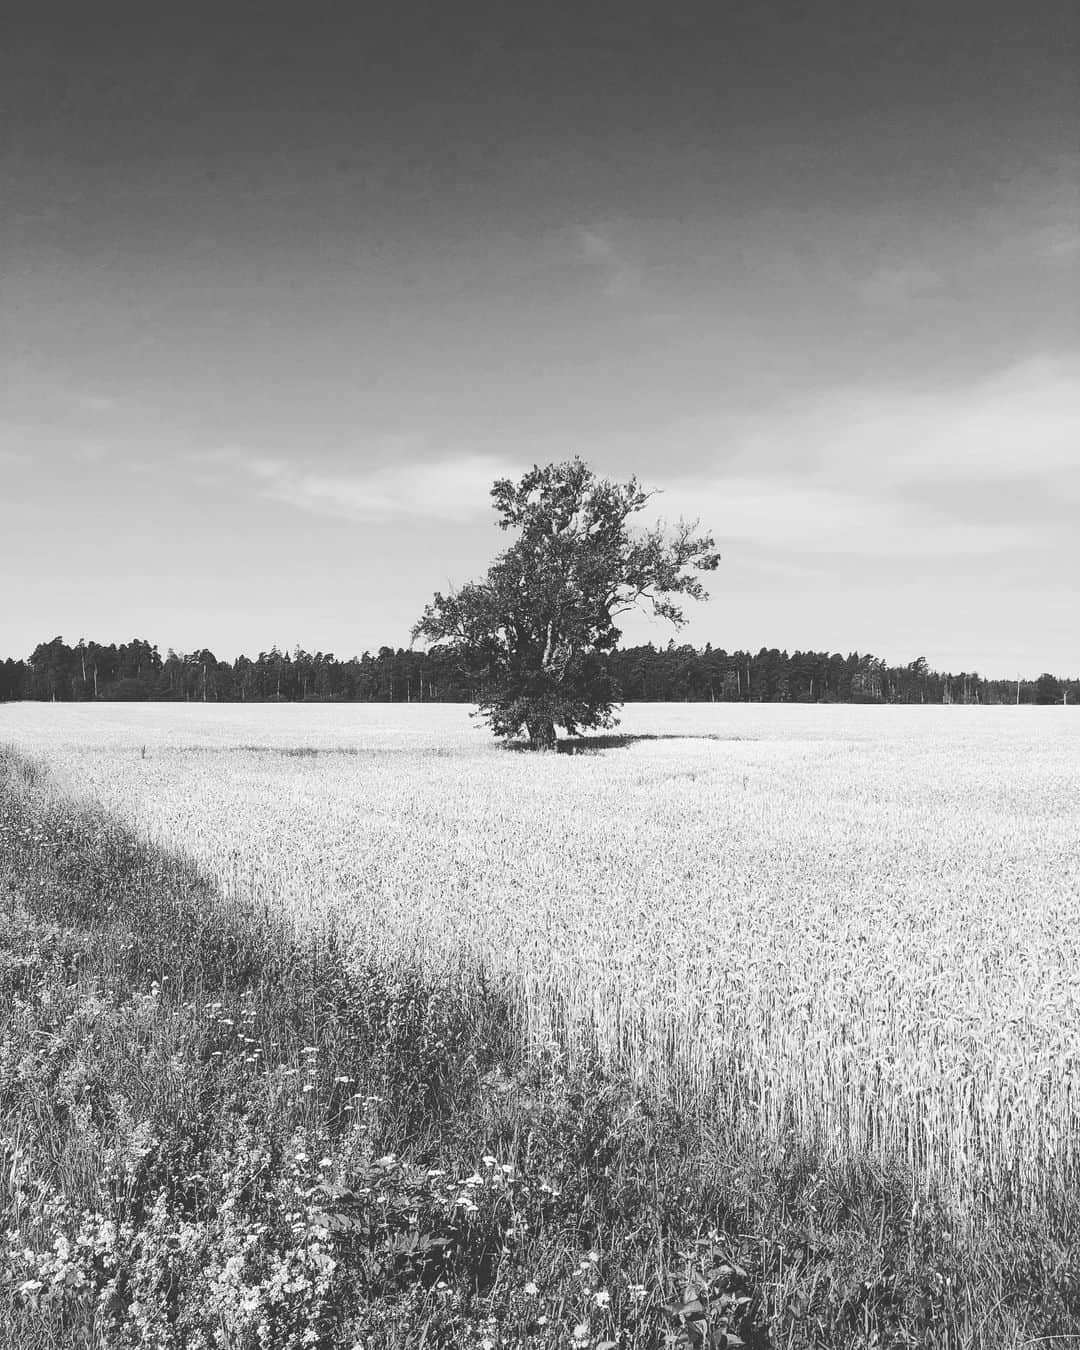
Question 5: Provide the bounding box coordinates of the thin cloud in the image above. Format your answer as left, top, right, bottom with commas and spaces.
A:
654, 478, 1039, 560
574, 224, 643, 299
74, 441, 109, 463
651, 357, 1080, 559
984, 153, 1080, 265
716, 357, 1080, 486
208, 449, 520, 524
856, 260, 942, 308
1028, 218, 1080, 261
811, 357, 1080, 485
63, 391, 119, 415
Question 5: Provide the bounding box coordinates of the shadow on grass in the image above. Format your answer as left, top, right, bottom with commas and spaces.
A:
503, 731, 748, 754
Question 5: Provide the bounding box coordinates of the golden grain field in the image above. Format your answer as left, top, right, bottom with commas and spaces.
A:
3, 701, 1077, 1224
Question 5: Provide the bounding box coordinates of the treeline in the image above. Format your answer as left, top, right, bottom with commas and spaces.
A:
1, 635, 1076, 706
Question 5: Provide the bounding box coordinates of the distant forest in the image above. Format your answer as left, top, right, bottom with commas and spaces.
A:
1, 636, 1075, 706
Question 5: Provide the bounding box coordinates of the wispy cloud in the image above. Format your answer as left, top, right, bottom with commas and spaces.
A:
574, 224, 643, 299
809, 357, 1080, 485
1031, 222, 1080, 260
651, 357, 1080, 559
856, 260, 942, 308
983, 153, 1080, 265
74, 440, 109, 463
63, 391, 119, 415
202, 448, 521, 524
670, 478, 1044, 558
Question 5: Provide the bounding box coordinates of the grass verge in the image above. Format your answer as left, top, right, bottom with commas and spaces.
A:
0, 747, 1077, 1348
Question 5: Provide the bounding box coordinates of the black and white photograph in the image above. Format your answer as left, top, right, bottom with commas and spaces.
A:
1, 2, 1078, 1345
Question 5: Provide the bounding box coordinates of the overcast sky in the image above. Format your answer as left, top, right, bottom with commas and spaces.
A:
2, 1, 1077, 674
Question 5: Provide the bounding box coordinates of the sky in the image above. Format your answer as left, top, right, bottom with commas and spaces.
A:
2, 1, 1077, 676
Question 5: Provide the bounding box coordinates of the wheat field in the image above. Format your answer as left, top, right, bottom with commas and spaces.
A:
3, 701, 1078, 1225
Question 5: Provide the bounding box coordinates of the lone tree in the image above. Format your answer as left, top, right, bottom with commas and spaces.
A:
412, 458, 720, 748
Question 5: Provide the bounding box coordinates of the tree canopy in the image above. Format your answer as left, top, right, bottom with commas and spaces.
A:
4, 635, 1074, 708
411, 458, 721, 747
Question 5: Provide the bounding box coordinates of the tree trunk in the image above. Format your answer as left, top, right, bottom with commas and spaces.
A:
527, 717, 558, 751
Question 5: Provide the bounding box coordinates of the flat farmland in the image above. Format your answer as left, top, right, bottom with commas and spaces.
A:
3, 702, 1078, 1225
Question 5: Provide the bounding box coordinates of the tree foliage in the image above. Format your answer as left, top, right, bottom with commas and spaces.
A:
411, 458, 721, 746
4, 638, 1076, 709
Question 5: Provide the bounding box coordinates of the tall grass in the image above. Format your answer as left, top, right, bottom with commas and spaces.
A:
5, 703, 1078, 1227
2, 703, 1080, 1346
